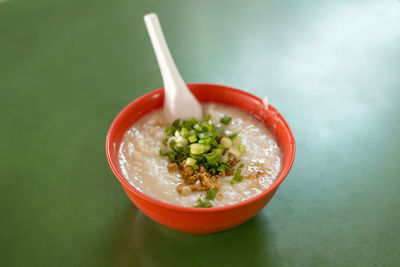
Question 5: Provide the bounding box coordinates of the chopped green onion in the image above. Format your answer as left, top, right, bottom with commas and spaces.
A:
190, 144, 210, 154
159, 149, 169, 156
188, 135, 197, 143
162, 112, 244, 180
195, 198, 212, 208
201, 123, 212, 132
231, 164, 245, 184
189, 153, 202, 160
238, 144, 246, 154
180, 128, 190, 138
176, 136, 188, 147
220, 115, 231, 125
205, 149, 222, 165
183, 117, 198, 129
217, 163, 228, 172
229, 133, 239, 139
172, 119, 180, 128
199, 138, 214, 145
198, 132, 213, 139
206, 188, 217, 200
165, 126, 175, 136
220, 137, 232, 148
168, 153, 176, 162
168, 139, 176, 150
186, 157, 196, 166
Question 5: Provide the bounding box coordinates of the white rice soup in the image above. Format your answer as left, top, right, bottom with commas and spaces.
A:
118, 103, 282, 207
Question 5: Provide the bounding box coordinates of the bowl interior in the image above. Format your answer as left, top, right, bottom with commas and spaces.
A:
106, 83, 295, 210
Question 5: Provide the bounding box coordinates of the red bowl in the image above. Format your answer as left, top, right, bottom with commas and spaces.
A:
106, 83, 295, 234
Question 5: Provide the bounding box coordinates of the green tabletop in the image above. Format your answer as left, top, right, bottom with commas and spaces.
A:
1, 0, 400, 266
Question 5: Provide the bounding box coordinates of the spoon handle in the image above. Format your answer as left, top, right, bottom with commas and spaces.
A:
144, 13, 186, 91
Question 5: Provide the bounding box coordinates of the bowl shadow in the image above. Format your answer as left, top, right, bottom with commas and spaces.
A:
98, 204, 280, 267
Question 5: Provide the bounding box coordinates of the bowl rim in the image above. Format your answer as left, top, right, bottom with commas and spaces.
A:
106, 83, 295, 213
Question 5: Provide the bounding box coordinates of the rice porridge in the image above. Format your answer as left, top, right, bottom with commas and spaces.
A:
118, 103, 282, 207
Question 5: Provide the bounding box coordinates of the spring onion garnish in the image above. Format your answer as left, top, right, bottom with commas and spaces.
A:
161, 114, 244, 171
229, 133, 239, 139
206, 188, 217, 200
230, 164, 245, 184
159, 149, 169, 156
195, 198, 212, 208
220, 115, 232, 125
185, 157, 197, 166
238, 144, 246, 154
160, 113, 248, 207
190, 144, 210, 154
220, 137, 232, 148
195, 189, 218, 208
188, 135, 197, 143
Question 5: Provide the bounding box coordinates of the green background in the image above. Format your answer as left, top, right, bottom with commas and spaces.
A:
1, 0, 399, 266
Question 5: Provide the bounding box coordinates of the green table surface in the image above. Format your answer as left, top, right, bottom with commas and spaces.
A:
1, 0, 400, 266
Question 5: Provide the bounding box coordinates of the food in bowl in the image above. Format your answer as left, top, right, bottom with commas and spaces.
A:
118, 103, 282, 208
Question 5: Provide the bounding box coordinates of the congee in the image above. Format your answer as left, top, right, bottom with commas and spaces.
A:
118, 103, 282, 208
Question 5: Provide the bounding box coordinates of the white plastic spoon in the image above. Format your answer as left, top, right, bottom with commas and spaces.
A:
144, 13, 203, 122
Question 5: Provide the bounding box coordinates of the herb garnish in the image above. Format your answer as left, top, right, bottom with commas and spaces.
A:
206, 188, 217, 200
230, 164, 245, 184
195, 198, 212, 208
159, 114, 247, 207
220, 115, 232, 125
